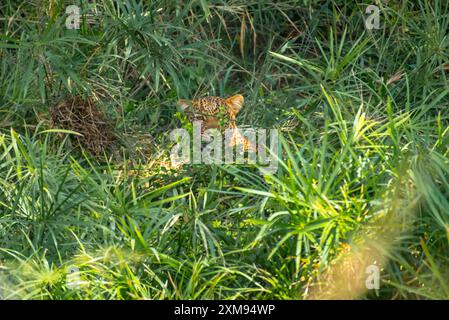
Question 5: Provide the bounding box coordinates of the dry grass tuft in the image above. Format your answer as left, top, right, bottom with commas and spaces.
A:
50, 96, 116, 156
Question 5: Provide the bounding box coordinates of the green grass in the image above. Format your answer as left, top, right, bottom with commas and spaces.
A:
1, 0, 449, 299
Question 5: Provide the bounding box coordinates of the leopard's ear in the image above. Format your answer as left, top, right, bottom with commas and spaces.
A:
178, 99, 191, 110
225, 94, 244, 114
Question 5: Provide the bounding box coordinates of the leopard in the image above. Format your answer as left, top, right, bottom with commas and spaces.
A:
178, 94, 255, 151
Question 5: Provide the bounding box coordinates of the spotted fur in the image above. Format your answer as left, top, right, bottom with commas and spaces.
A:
178, 94, 255, 151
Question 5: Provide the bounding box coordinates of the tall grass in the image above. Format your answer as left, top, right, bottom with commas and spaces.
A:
0, 0, 449, 299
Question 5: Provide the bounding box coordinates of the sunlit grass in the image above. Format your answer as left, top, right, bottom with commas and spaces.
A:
1, 0, 449, 300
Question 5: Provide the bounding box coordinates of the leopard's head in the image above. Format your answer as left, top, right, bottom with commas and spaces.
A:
178, 94, 244, 130
178, 94, 244, 116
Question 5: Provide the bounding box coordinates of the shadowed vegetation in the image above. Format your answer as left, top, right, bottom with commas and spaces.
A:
0, 0, 449, 299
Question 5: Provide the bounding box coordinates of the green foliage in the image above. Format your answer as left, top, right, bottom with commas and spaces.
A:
1, 0, 449, 300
